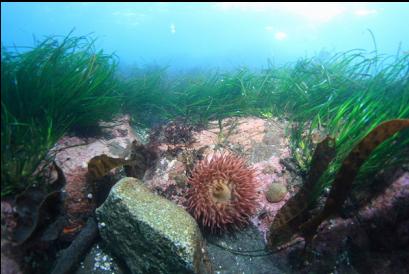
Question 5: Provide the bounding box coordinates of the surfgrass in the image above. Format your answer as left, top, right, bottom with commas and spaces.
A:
3, 31, 406, 199
122, 67, 257, 127
122, 48, 408, 197
1, 33, 121, 196
285, 50, 409, 195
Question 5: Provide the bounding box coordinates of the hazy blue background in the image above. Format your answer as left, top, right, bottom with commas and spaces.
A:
2, 2, 409, 71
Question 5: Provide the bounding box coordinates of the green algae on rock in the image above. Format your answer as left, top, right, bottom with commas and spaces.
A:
96, 177, 210, 274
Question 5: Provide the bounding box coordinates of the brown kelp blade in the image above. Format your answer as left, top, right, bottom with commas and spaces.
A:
268, 136, 336, 249
124, 140, 157, 179
299, 119, 409, 242
87, 142, 157, 207
87, 154, 137, 181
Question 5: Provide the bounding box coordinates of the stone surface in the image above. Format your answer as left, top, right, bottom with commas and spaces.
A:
1, 240, 23, 274
76, 241, 125, 274
143, 116, 298, 241
1, 200, 23, 274
282, 171, 409, 274
52, 115, 140, 224
96, 177, 208, 274
206, 224, 289, 274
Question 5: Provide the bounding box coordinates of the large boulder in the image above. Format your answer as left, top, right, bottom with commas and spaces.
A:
96, 177, 210, 274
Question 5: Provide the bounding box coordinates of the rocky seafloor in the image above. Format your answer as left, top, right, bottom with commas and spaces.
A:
2, 115, 408, 274
71, 115, 298, 274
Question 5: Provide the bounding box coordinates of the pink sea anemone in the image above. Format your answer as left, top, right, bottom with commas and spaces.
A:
186, 152, 258, 232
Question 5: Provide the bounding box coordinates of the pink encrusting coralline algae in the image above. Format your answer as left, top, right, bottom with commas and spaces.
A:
250, 155, 291, 241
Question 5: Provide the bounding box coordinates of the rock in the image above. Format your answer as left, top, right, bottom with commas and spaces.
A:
96, 177, 209, 274
1, 200, 23, 274
76, 241, 125, 274
1, 239, 23, 274
288, 171, 409, 274
191, 117, 267, 154
265, 183, 287, 203
250, 143, 279, 163
206, 224, 288, 274
173, 173, 188, 188
140, 116, 295, 242
52, 115, 140, 225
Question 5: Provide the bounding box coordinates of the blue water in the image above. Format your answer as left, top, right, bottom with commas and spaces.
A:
2, 2, 409, 71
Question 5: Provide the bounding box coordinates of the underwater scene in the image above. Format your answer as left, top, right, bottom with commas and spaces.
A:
1, 2, 409, 274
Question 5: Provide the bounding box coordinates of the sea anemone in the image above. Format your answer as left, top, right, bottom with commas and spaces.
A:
186, 152, 258, 232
